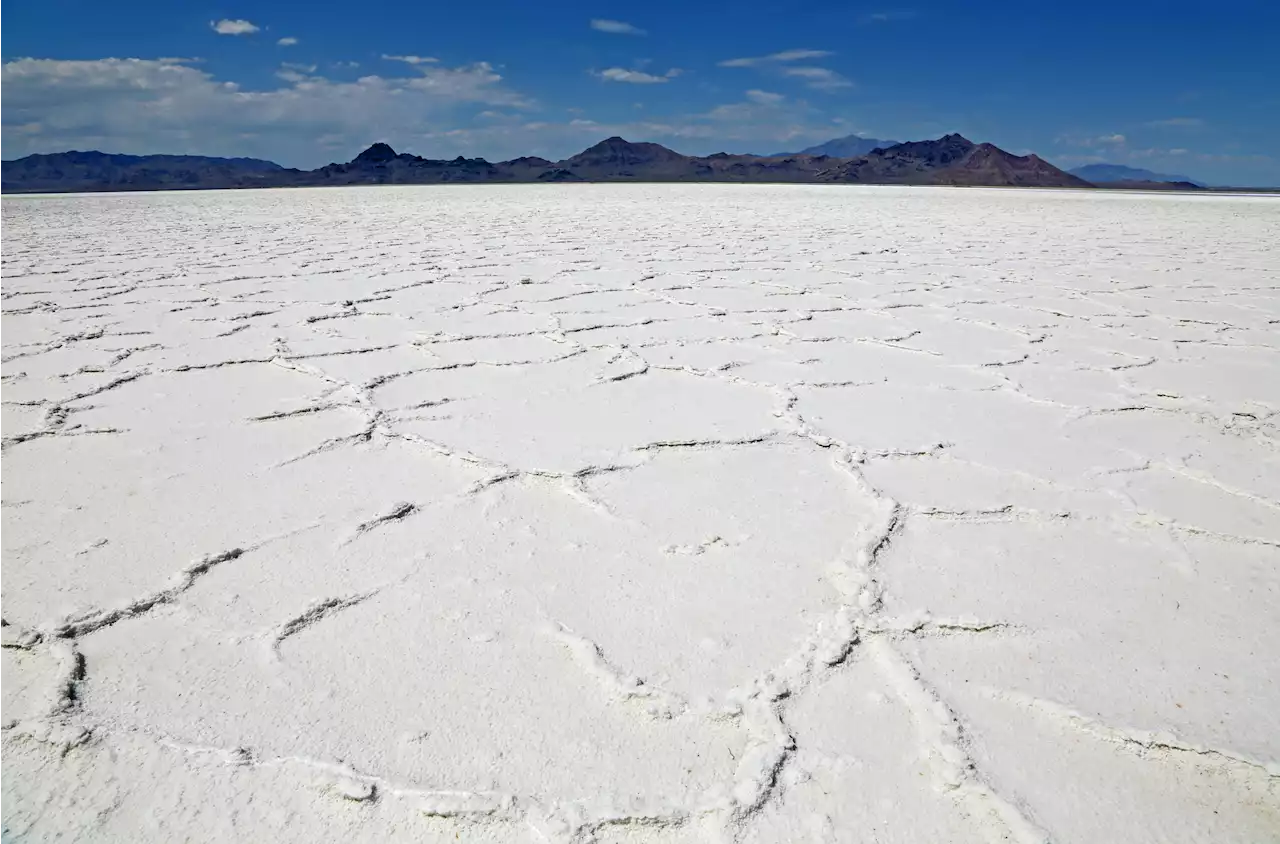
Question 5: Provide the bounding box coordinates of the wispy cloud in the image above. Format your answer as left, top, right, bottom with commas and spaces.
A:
1125, 147, 1188, 159
277, 37, 299, 46
863, 10, 917, 23
210, 19, 259, 36
590, 19, 646, 36
382, 54, 439, 65
1147, 117, 1204, 128
780, 66, 853, 90
718, 49, 832, 68
745, 89, 785, 105
1057, 132, 1127, 147
276, 61, 318, 82
594, 67, 681, 84
718, 49, 849, 90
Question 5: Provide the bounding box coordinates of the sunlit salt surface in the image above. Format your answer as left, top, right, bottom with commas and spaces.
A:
2, 184, 1278, 843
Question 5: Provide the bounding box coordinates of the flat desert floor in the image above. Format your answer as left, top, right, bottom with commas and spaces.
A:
2, 185, 1278, 843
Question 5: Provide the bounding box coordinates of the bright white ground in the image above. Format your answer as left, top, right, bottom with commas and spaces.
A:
1, 185, 1277, 843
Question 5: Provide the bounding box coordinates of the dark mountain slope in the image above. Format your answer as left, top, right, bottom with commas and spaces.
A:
935, 143, 1092, 188
820, 136, 1088, 188
1, 151, 286, 193
557, 137, 712, 180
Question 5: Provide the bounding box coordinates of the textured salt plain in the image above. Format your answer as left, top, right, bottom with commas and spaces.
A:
2, 184, 1278, 843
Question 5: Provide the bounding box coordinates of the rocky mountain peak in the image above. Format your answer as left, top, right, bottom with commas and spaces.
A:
353, 143, 397, 164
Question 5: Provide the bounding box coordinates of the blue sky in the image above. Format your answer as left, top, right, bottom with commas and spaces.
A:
3, 0, 1279, 184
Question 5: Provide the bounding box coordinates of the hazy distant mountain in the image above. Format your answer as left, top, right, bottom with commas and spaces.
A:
1, 151, 285, 193
1089, 180, 1206, 191
1068, 163, 1203, 186
769, 134, 900, 158
3, 135, 1092, 192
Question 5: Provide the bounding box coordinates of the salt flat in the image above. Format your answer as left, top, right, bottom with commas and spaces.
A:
2, 184, 1278, 843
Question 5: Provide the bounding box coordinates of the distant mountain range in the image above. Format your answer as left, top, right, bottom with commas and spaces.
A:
4, 135, 1185, 193
1067, 163, 1203, 187
1, 151, 285, 193
768, 134, 900, 158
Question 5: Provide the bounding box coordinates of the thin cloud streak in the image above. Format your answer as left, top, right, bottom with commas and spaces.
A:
590, 19, 647, 36
718, 49, 832, 68
594, 67, 680, 84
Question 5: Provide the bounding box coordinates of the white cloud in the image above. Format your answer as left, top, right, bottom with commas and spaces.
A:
590, 19, 646, 35
211, 19, 259, 36
0, 54, 867, 168
718, 49, 832, 68
779, 66, 853, 90
309, 87, 865, 163
594, 67, 680, 84
745, 89, 785, 105
277, 37, 299, 46
1096, 133, 1126, 144
412, 105, 841, 158
1, 57, 529, 167
381, 54, 439, 65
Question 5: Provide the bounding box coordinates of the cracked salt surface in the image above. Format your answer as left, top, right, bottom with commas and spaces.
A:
1, 185, 1278, 843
